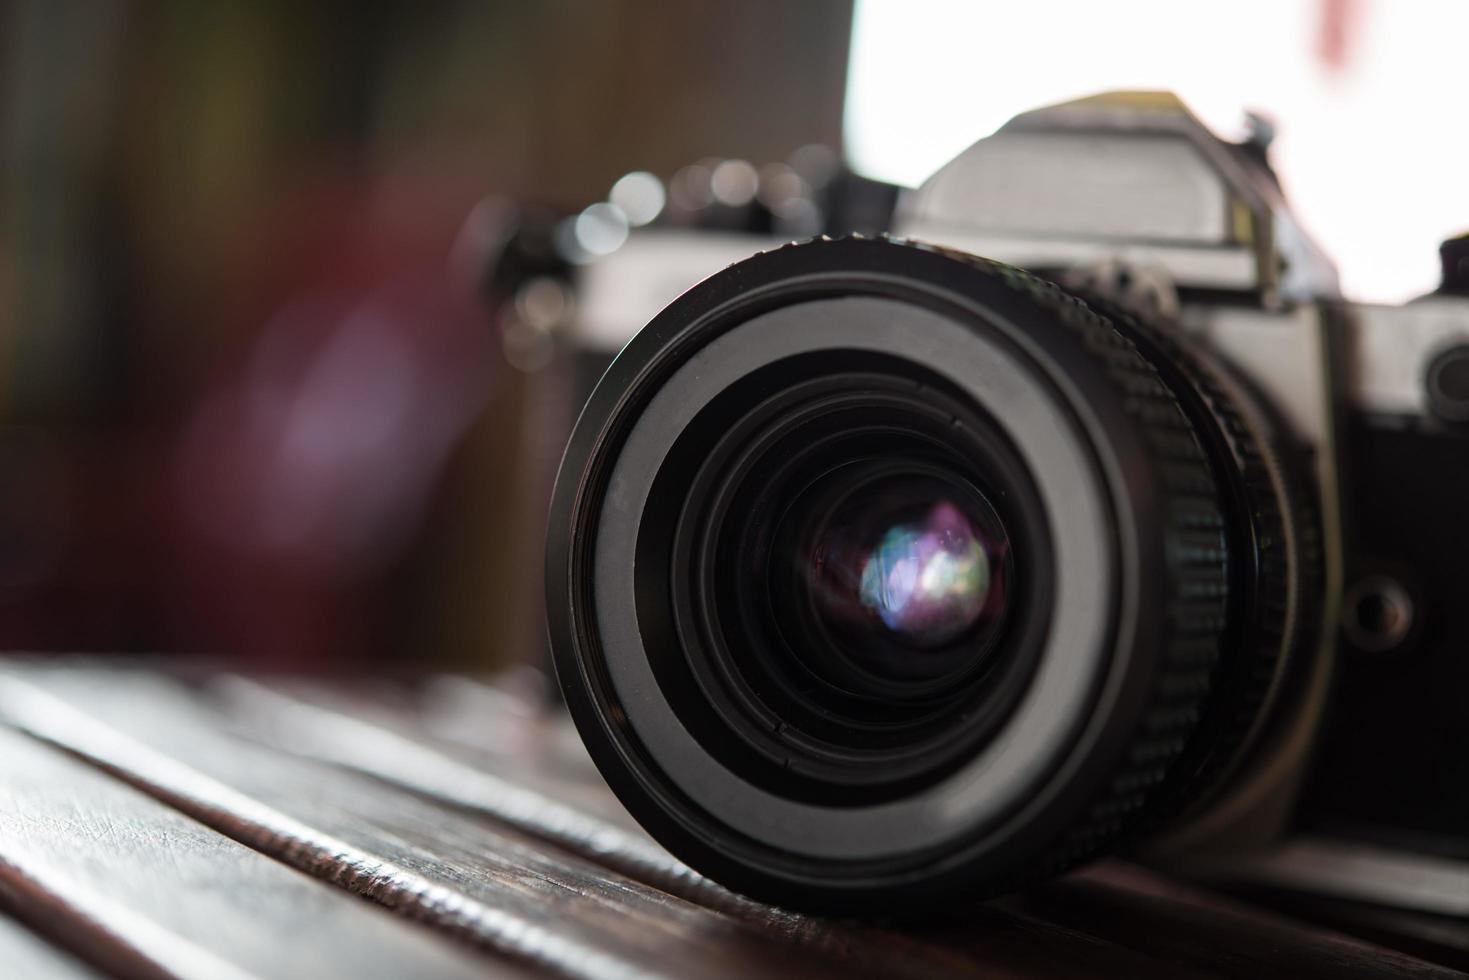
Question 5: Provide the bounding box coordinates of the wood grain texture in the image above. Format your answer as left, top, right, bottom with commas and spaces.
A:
0, 669, 859, 979
1000, 863, 1465, 980
0, 725, 502, 980
0, 661, 1462, 980
214, 676, 1469, 980
0, 667, 1203, 979
0, 910, 101, 980
1229, 892, 1469, 974
214, 678, 1223, 979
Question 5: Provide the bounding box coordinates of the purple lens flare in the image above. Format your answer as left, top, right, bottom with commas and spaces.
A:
857, 500, 991, 647
807, 478, 1010, 661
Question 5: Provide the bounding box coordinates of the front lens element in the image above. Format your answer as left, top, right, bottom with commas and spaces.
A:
857, 500, 992, 645
785, 468, 1013, 689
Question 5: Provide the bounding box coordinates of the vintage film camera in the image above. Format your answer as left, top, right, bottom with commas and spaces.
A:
545, 91, 1469, 913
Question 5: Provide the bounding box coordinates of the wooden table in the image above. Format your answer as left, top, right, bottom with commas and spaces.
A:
0, 661, 1460, 979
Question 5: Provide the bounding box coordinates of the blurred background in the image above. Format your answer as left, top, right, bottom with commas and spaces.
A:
0, 0, 1461, 673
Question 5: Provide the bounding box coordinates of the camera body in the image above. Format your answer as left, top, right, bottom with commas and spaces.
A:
549, 91, 1469, 914
898, 91, 1469, 884
902, 91, 1469, 864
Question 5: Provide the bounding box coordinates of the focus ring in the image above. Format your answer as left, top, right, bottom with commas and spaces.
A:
1101, 304, 1308, 822
908, 240, 1230, 884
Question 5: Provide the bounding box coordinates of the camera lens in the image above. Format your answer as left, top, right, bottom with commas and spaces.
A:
547, 238, 1315, 912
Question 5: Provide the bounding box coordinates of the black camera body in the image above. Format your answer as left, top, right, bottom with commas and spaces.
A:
546, 92, 1469, 914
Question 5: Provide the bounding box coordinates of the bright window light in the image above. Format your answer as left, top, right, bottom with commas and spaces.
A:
844, 0, 1469, 303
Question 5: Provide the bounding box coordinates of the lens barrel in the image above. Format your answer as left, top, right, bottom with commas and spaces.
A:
546, 237, 1312, 911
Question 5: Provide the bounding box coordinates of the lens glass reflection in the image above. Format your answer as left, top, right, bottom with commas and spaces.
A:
857, 500, 990, 647
801, 472, 1011, 683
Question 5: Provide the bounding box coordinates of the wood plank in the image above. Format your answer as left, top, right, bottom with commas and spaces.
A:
0, 911, 102, 980
1197, 837, 1469, 918
0, 668, 880, 979
216, 676, 732, 904
0, 725, 503, 980
1219, 888, 1469, 975
409, 674, 606, 787
1186, 838, 1469, 971
8, 663, 1461, 979
998, 863, 1466, 980
0, 666, 1216, 980
226, 675, 633, 828
215, 676, 1465, 980
214, 678, 1225, 979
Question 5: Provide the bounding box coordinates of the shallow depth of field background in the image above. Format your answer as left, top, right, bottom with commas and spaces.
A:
0, 0, 1459, 672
